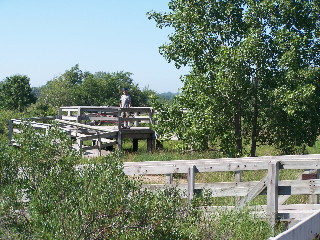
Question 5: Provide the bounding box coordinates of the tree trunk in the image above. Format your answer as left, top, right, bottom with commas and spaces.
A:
234, 100, 242, 156
251, 76, 259, 157
250, 96, 258, 157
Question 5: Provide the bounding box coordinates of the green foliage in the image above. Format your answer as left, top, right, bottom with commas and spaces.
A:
0, 75, 36, 112
0, 124, 276, 239
148, 0, 320, 156
36, 64, 90, 107
36, 65, 156, 109
157, 92, 179, 103
186, 209, 274, 240
0, 109, 18, 140
0, 124, 191, 239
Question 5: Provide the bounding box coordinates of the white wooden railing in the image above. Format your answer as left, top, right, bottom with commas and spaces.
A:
123, 155, 320, 229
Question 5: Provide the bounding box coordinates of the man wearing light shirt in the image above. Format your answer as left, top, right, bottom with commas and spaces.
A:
120, 88, 131, 129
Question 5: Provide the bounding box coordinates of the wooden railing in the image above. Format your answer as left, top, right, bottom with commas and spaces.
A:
8, 116, 57, 145
123, 155, 320, 228
58, 106, 154, 128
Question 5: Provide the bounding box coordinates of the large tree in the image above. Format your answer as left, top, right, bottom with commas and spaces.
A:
148, 0, 320, 156
0, 74, 36, 112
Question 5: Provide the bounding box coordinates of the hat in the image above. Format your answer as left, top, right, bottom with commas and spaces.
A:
122, 88, 128, 91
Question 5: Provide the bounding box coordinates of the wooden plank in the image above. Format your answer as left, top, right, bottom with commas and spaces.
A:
121, 107, 153, 112
280, 160, 320, 170
239, 174, 268, 208
139, 180, 320, 198
122, 117, 151, 121
80, 116, 118, 121
123, 161, 269, 175
61, 116, 78, 121
188, 166, 196, 204
267, 160, 279, 228
270, 210, 320, 240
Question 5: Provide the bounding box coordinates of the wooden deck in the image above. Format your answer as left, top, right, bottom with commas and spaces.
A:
9, 106, 156, 156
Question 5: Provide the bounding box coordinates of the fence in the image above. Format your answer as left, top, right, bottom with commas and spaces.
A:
123, 154, 320, 229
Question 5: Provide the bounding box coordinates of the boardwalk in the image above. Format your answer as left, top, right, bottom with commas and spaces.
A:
9, 106, 156, 156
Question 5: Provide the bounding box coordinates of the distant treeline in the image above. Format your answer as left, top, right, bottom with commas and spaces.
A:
157, 92, 179, 101
0, 64, 175, 116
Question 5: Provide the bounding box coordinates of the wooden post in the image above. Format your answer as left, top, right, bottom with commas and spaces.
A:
118, 109, 122, 130
77, 138, 83, 152
235, 170, 242, 207
97, 133, 102, 156
8, 120, 13, 145
117, 131, 122, 150
149, 108, 153, 127
134, 112, 138, 127
188, 166, 196, 204
133, 139, 138, 152
77, 107, 81, 123
58, 107, 62, 119
166, 174, 173, 184
304, 169, 320, 204
147, 139, 152, 152
267, 160, 279, 230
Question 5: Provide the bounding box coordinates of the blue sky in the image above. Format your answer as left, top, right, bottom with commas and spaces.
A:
0, 0, 188, 93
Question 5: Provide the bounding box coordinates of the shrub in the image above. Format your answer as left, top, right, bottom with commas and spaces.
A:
0, 123, 275, 239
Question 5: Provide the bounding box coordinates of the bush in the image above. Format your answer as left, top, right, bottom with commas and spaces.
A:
0, 123, 275, 239
0, 124, 194, 239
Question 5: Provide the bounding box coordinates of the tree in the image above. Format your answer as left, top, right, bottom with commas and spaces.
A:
148, 0, 320, 156
0, 74, 36, 112
36, 64, 91, 107
37, 67, 156, 108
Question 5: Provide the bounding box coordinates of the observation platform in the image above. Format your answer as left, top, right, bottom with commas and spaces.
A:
9, 106, 157, 157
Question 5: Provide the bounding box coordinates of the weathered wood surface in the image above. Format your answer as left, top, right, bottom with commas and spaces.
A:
58, 106, 153, 126
122, 155, 320, 232
270, 209, 320, 240
141, 179, 320, 198
238, 174, 268, 208
123, 155, 320, 175
10, 106, 156, 153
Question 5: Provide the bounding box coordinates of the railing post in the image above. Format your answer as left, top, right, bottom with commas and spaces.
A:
77, 138, 83, 152
134, 112, 138, 127
188, 166, 196, 204
118, 109, 122, 130
267, 160, 279, 230
97, 132, 102, 156
58, 107, 62, 119
8, 119, 13, 145
149, 108, 153, 127
166, 174, 173, 184
77, 107, 81, 123
235, 170, 242, 207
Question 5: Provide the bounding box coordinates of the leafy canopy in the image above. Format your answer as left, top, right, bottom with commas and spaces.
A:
0, 75, 36, 112
148, 0, 320, 155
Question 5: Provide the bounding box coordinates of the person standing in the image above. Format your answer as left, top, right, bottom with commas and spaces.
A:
120, 88, 132, 129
